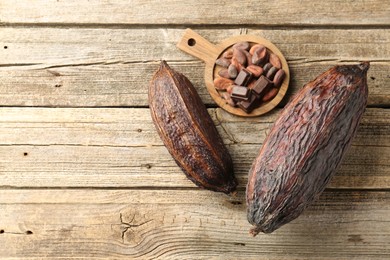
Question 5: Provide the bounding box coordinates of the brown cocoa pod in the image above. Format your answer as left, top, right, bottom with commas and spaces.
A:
246, 62, 370, 235
233, 48, 247, 66
215, 57, 231, 68
149, 61, 237, 194
214, 77, 234, 90
269, 53, 282, 69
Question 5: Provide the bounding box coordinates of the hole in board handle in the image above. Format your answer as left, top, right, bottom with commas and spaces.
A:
187, 38, 196, 46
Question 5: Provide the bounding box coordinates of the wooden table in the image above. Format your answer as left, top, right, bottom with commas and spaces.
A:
1, 1, 389, 259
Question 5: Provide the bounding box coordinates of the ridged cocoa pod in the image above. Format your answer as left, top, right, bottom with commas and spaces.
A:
246, 62, 369, 235
149, 61, 237, 194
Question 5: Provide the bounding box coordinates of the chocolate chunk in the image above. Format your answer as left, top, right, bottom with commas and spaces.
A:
234, 68, 252, 86
231, 85, 251, 101
238, 94, 260, 113
252, 75, 274, 99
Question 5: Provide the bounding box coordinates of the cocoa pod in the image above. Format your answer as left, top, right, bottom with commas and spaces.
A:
246, 62, 369, 235
149, 61, 237, 194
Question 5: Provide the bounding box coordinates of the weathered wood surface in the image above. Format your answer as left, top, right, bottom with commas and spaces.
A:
1, 28, 389, 107
1, 0, 390, 259
0, 107, 388, 189
0, 189, 389, 259
1, 0, 390, 26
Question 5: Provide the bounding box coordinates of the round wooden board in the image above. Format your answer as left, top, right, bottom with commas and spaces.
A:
177, 29, 290, 117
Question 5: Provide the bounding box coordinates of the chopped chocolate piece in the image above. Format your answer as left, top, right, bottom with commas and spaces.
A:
231, 85, 251, 101
252, 75, 274, 99
238, 94, 260, 113
234, 68, 252, 86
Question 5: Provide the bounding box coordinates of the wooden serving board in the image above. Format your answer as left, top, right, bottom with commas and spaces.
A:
177, 28, 290, 117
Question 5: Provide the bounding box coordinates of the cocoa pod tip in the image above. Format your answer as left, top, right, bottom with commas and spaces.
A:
358, 61, 370, 73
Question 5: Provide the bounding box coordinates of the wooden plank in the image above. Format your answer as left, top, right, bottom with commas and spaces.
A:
0, 107, 388, 189
1, 28, 389, 107
1, 0, 389, 26
0, 189, 389, 259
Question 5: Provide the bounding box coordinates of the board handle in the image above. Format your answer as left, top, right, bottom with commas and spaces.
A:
177, 28, 221, 64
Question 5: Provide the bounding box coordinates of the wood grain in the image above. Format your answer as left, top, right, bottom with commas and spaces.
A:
0, 107, 388, 189
1, 0, 389, 26
0, 189, 389, 259
0, 28, 389, 107
1, 1, 390, 258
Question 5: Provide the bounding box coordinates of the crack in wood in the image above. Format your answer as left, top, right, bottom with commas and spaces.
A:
119, 212, 152, 244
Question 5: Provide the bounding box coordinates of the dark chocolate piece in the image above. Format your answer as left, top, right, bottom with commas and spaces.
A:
231, 85, 251, 101
252, 75, 274, 99
238, 94, 260, 113
234, 68, 252, 86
